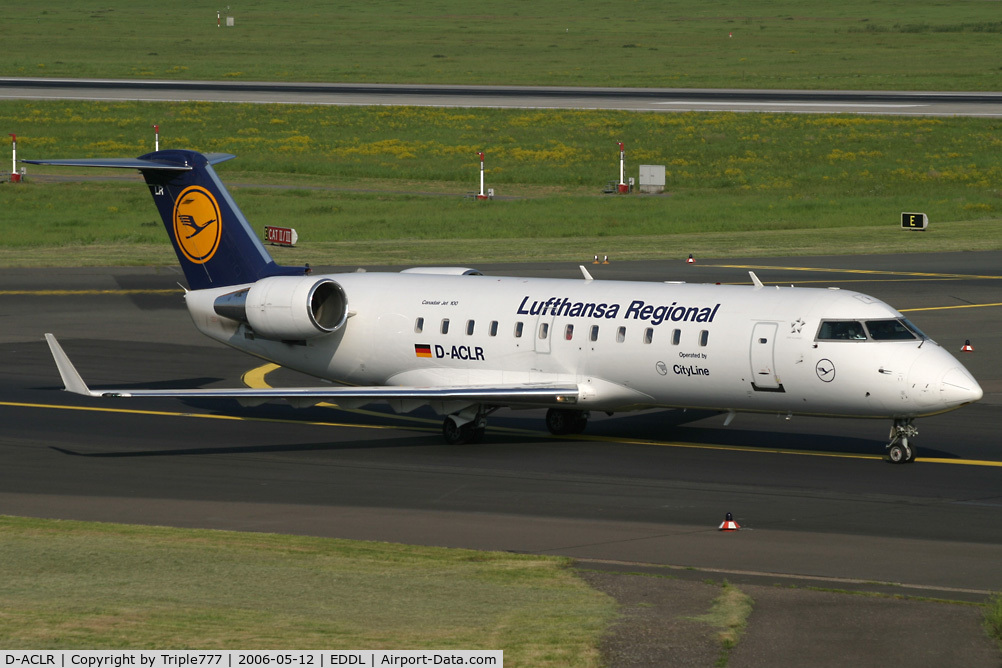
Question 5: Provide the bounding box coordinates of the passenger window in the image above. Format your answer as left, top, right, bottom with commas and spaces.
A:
565, 324, 574, 340
617, 326, 626, 343
466, 319, 475, 335
415, 317, 424, 334
441, 319, 450, 335
489, 321, 498, 337
514, 322, 523, 338
671, 329, 681, 346
699, 330, 709, 347
644, 328, 653, 344
818, 320, 866, 341
590, 325, 599, 342
539, 323, 549, 340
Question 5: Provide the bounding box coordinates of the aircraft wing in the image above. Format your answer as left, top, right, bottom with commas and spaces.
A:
45, 334, 579, 408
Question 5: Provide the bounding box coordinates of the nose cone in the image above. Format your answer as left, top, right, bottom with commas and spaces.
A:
940, 366, 983, 407
908, 346, 983, 411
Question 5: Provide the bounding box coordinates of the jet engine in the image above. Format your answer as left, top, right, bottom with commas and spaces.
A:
213, 276, 348, 341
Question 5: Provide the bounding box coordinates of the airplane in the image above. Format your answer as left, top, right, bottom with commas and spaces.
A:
27, 149, 983, 463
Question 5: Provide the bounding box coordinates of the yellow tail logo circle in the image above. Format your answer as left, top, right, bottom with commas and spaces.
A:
173, 186, 222, 264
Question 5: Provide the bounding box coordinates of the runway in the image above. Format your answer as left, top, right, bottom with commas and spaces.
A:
2, 253, 1000, 595
4, 78, 1002, 116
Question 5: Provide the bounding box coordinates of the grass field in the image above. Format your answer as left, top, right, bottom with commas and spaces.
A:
0, 516, 614, 661
5, 0, 1002, 90
3, 100, 1002, 265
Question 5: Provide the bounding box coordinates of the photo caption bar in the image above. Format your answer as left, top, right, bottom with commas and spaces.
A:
1, 651, 502, 668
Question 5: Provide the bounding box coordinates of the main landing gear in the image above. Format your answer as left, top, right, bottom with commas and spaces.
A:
441, 407, 590, 444
545, 408, 589, 436
442, 407, 490, 445
886, 418, 918, 464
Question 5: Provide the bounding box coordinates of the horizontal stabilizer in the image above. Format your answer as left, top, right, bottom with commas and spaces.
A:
23, 154, 235, 171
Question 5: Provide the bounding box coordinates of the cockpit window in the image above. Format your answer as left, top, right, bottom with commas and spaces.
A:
900, 318, 930, 340
817, 318, 927, 342
865, 319, 917, 341
817, 320, 867, 341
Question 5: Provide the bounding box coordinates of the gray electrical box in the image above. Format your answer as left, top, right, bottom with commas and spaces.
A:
639, 164, 665, 193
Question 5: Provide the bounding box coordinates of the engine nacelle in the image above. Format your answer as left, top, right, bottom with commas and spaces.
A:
214, 276, 348, 341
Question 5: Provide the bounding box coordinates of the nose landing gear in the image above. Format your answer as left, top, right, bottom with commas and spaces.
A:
886, 418, 918, 464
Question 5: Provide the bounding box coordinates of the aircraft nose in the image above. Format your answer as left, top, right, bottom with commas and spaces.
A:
940, 366, 983, 406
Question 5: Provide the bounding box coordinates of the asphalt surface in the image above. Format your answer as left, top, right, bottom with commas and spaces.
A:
4, 78, 1002, 116
2, 253, 1001, 664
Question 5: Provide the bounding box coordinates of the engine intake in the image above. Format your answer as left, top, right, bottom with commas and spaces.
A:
213, 276, 348, 341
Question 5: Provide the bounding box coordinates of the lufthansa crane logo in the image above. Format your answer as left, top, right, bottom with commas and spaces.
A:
172, 186, 222, 264
815, 358, 836, 383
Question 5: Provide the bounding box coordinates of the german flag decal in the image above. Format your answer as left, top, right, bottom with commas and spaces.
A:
415, 344, 432, 358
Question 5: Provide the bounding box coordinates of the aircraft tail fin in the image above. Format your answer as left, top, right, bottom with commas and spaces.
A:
24, 150, 307, 290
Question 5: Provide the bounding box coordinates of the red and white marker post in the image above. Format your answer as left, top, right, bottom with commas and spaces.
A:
617, 142, 628, 193
476, 151, 488, 200
9, 133, 20, 183
153, 124, 159, 151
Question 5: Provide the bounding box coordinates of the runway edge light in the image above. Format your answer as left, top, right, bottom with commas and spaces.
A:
687, 253, 695, 264
718, 512, 740, 532
962, 339, 974, 352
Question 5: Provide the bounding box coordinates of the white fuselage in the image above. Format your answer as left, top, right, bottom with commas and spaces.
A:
184, 272, 983, 420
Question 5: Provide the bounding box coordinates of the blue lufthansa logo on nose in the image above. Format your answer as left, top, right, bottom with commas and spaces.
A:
815, 359, 835, 382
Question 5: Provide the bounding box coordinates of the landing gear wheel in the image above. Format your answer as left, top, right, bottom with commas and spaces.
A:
886, 418, 918, 464
545, 408, 589, 436
443, 417, 474, 445
887, 442, 912, 464
442, 410, 489, 445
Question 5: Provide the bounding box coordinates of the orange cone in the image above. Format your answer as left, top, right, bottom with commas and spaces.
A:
602, 255, 610, 264
686, 253, 695, 264
593, 255, 600, 264
718, 512, 740, 532
961, 339, 974, 352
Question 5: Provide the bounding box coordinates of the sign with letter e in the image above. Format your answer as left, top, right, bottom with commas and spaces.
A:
901, 212, 928, 231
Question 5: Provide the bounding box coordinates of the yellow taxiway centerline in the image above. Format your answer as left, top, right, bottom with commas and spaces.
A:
706, 263, 1002, 281
3, 400, 997, 468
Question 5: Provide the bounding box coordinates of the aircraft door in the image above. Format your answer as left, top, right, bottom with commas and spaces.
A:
750, 322, 783, 391
534, 314, 554, 354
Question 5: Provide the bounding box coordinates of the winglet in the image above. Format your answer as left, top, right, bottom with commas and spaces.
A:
44, 334, 97, 397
